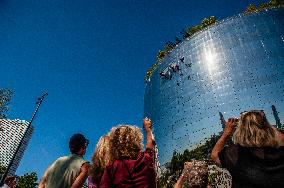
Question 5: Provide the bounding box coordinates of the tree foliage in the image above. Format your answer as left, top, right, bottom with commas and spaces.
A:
245, 0, 284, 14
0, 166, 38, 188
269, 0, 283, 7
0, 165, 6, 175
0, 89, 13, 119
0, 165, 7, 181
158, 133, 222, 187
16, 172, 38, 188
245, 4, 258, 14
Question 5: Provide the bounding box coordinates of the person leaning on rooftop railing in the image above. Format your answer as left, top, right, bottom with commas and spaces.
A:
38, 133, 90, 188
211, 110, 284, 188
100, 118, 156, 188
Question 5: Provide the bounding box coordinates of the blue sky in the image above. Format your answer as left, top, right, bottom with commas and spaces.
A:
0, 0, 265, 177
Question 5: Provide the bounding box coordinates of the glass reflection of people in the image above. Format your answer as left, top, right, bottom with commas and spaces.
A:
174, 161, 210, 188
100, 118, 156, 188
88, 135, 110, 188
211, 110, 284, 188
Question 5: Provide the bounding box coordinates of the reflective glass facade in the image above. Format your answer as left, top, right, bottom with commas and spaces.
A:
144, 8, 284, 165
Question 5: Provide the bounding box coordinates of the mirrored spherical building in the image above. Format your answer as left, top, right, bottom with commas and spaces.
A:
144, 8, 284, 165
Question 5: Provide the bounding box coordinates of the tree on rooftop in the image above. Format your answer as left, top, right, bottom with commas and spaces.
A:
209, 16, 217, 25
165, 41, 175, 52
245, 4, 257, 14
259, 2, 269, 10
0, 89, 13, 119
157, 50, 167, 63
202, 17, 211, 27
180, 28, 190, 39
175, 37, 182, 45
269, 0, 283, 7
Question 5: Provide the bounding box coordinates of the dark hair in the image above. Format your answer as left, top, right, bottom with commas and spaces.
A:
69, 133, 89, 154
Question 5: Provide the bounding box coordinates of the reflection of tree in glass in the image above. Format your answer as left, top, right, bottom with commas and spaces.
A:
158, 133, 222, 187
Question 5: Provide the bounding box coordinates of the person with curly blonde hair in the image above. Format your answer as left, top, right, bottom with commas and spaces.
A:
88, 135, 110, 188
211, 110, 284, 188
100, 118, 156, 188
109, 125, 143, 162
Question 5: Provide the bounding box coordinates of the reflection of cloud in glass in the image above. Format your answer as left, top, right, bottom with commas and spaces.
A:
203, 46, 219, 76
205, 51, 216, 67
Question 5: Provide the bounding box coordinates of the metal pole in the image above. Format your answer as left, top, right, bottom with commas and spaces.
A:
0, 93, 48, 186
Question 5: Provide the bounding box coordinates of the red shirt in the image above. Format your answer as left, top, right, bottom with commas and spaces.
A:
100, 148, 156, 188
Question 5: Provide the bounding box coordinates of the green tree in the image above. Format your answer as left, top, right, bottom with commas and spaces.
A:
0, 165, 6, 175
0, 89, 13, 119
201, 18, 210, 27
0, 165, 7, 180
269, 0, 283, 7
175, 37, 182, 45
165, 41, 175, 52
180, 28, 190, 39
156, 50, 167, 63
208, 16, 217, 25
16, 172, 38, 188
259, 2, 269, 10
245, 4, 257, 14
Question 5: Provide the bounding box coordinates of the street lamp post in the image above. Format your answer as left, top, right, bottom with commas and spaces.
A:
0, 93, 48, 186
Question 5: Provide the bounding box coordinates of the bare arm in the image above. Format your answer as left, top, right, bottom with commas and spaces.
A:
143, 118, 155, 149
71, 163, 90, 188
174, 176, 185, 188
211, 118, 237, 165
174, 162, 192, 188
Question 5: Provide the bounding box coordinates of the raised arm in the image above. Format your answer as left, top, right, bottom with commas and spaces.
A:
71, 163, 90, 188
211, 118, 237, 165
143, 118, 155, 149
174, 162, 192, 188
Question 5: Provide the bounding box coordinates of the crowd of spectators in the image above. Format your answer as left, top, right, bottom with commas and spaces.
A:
3, 110, 282, 188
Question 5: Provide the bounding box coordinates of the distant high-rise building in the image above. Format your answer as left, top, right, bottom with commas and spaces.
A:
0, 119, 33, 176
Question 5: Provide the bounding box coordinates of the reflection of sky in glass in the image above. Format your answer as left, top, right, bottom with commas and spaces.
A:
144, 8, 284, 165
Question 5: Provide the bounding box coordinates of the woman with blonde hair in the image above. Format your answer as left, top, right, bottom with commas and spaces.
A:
100, 118, 156, 188
211, 110, 284, 188
88, 135, 110, 188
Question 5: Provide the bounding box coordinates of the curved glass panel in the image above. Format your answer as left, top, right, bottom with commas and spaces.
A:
144, 8, 284, 165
